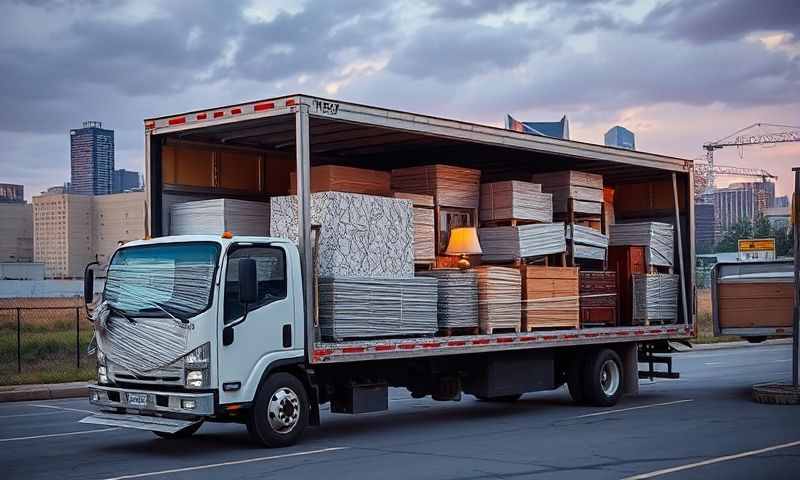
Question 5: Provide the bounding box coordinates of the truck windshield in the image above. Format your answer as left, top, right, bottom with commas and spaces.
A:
104, 242, 221, 321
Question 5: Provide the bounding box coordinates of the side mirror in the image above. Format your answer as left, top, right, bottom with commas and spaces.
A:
83, 261, 99, 305
238, 258, 258, 304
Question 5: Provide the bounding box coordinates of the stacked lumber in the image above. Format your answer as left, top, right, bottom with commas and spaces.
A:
393, 192, 435, 263
474, 266, 521, 333
632, 273, 679, 324
479, 181, 552, 223
608, 222, 674, 267
289, 165, 391, 195
566, 224, 608, 260
579, 271, 617, 326
531, 170, 603, 214
318, 277, 439, 341
478, 223, 566, 262
417, 269, 479, 329
391, 164, 481, 208
170, 198, 269, 236
270, 192, 414, 279
521, 265, 580, 330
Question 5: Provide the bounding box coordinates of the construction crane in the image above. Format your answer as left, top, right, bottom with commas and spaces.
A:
702, 122, 800, 194
693, 162, 777, 198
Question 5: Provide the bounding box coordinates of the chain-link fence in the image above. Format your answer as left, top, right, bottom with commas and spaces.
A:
0, 306, 95, 385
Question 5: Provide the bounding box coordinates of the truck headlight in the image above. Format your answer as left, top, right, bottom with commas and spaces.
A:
184, 342, 210, 389
98, 366, 108, 384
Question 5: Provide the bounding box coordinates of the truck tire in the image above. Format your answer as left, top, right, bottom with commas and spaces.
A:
582, 349, 623, 407
474, 394, 522, 402
567, 352, 586, 404
247, 372, 309, 448
152, 421, 203, 439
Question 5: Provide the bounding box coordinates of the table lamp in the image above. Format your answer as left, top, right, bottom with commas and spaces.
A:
445, 227, 482, 269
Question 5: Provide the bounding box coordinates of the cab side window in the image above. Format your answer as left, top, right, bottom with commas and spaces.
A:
224, 246, 287, 324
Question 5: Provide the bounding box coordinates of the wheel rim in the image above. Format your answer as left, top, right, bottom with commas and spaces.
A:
600, 359, 621, 397
267, 387, 300, 434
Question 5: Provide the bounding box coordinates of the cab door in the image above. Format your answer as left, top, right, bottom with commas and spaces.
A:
218, 243, 299, 404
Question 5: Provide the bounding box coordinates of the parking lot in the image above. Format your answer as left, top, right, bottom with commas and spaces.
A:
1, 341, 798, 480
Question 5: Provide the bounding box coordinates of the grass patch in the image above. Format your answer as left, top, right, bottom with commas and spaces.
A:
0, 328, 95, 386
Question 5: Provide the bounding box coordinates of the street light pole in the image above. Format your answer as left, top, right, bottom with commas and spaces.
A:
792, 167, 799, 387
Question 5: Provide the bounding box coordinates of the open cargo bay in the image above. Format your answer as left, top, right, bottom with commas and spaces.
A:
143, 94, 694, 365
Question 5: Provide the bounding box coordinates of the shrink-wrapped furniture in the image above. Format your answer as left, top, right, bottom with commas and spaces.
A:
566, 224, 608, 261
479, 181, 552, 223
393, 192, 435, 263
478, 223, 566, 262
289, 165, 391, 195
608, 245, 647, 325
531, 171, 603, 214
391, 164, 481, 209
474, 266, 521, 334
170, 198, 269, 236
579, 271, 618, 326
521, 265, 580, 330
632, 273, 679, 324
608, 222, 674, 267
318, 277, 439, 341
270, 192, 414, 279
417, 269, 479, 330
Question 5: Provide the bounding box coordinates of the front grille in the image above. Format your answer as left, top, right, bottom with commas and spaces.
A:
115, 373, 181, 382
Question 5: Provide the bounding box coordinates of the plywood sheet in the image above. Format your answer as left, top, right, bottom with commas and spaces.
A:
474, 266, 521, 333
289, 165, 391, 195
417, 269, 479, 328
479, 181, 552, 223
522, 265, 579, 329
391, 164, 481, 209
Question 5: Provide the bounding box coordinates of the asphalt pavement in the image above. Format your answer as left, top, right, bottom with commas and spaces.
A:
1, 342, 798, 480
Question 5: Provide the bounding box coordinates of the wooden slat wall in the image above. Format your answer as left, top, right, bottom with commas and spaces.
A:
718, 283, 795, 328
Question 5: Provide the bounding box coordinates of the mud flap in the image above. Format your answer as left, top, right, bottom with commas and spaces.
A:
80, 412, 202, 434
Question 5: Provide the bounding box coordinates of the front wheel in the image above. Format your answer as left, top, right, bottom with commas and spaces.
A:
583, 349, 623, 407
247, 372, 309, 448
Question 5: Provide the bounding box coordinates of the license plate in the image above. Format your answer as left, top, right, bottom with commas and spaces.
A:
127, 393, 148, 409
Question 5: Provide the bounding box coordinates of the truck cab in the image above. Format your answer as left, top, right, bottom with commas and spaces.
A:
83, 234, 312, 446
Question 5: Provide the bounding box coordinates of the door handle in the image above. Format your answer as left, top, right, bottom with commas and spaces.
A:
282, 324, 292, 348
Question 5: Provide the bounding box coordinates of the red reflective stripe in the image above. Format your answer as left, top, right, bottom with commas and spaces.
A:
542, 335, 557, 341
496, 337, 514, 343
254, 102, 275, 111
472, 339, 490, 345
519, 336, 536, 341
584, 333, 599, 338
144, 121, 155, 129
168, 116, 186, 125
374, 345, 395, 351
213, 111, 224, 118
617, 331, 630, 336
285, 98, 297, 106
562, 334, 578, 340
314, 349, 334, 357
342, 347, 365, 354
635, 330, 646, 335
422, 342, 441, 348
447, 340, 466, 347
398, 344, 416, 350
231, 108, 242, 115
651, 329, 663, 334
196, 113, 207, 120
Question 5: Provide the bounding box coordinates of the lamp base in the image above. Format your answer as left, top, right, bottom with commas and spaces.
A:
456, 255, 471, 270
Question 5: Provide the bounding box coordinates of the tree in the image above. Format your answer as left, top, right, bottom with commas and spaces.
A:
714, 219, 752, 252
714, 214, 794, 258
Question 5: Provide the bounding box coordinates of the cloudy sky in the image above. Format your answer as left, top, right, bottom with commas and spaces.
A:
2, 0, 799, 200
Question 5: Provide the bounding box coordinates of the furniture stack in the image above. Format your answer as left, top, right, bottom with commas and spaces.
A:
391, 164, 481, 210
393, 192, 436, 264
318, 277, 439, 341
608, 222, 674, 268
479, 181, 552, 224
531, 170, 603, 214
474, 266, 522, 334
579, 271, 618, 327
632, 273, 679, 324
608, 245, 646, 325
566, 224, 608, 261
289, 165, 391, 196
170, 198, 269, 236
417, 269, 479, 331
521, 265, 580, 330
478, 223, 566, 262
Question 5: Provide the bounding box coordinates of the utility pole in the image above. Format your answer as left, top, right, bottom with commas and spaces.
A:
793, 167, 799, 387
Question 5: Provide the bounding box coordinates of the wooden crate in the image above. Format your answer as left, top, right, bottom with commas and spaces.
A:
473, 266, 521, 334
289, 165, 391, 195
580, 307, 617, 327
608, 245, 646, 325
579, 271, 617, 327
391, 164, 481, 209
393, 193, 435, 263
521, 265, 579, 330
718, 282, 795, 329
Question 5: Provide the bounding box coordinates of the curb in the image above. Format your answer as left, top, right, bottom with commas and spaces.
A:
0, 382, 88, 403
682, 338, 793, 351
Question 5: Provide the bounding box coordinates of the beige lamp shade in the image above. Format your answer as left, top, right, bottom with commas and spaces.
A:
445, 227, 483, 255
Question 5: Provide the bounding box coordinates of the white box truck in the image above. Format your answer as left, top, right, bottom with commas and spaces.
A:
81, 95, 695, 447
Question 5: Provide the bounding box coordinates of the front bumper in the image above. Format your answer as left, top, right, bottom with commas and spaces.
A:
87, 384, 215, 416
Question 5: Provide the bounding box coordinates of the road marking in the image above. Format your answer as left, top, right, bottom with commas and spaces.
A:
621, 439, 800, 479
30, 404, 95, 414
100, 446, 349, 480
571, 399, 694, 419
704, 362, 722, 365
0, 427, 117, 443
0, 410, 63, 419
774, 359, 791, 363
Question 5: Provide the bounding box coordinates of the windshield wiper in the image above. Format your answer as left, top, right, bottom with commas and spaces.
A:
107, 304, 136, 324
140, 301, 190, 324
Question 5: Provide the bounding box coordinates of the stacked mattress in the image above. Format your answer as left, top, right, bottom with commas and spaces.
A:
608, 222, 674, 267
170, 198, 269, 236
318, 277, 439, 341
478, 223, 566, 261
632, 273, 679, 322
418, 269, 479, 329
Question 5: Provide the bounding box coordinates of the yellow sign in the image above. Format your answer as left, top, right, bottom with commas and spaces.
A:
738, 238, 775, 252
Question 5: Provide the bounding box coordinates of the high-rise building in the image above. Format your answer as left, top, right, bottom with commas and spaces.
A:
775, 195, 789, 208
70, 121, 114, 195
32, 192, 145, 278
695, 202, 716, 252
604, 126, 636, 150
112, 169, 141, 193
0, 202, 33, 262
0, 183, 24, 203
506, 114, 570, 139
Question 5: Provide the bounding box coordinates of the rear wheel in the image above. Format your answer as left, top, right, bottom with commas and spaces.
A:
247, 372, 308, 448
745, 336, 767, 344
583, 349, 623, 407
152, 421, 203, 439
